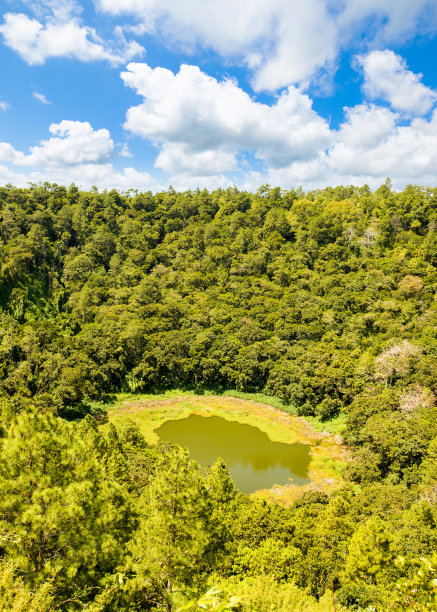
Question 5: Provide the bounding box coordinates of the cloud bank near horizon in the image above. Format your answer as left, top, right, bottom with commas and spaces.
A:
0, 0, 437, 191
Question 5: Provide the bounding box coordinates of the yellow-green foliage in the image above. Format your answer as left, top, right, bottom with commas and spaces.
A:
106, 393, 348, 497
216, 576, 345, 611
394, 554, 437, 611
176, 587, 240, 611
1, 183, 437, 611
0, 560, 55, 612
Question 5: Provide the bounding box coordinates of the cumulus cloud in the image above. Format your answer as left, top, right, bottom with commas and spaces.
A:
0, 164, 31, 187
0, 119, 161, 191
329, 104, 437, 179
121, 62, 332, 175
0, 101, 9, 111
174, 102, 437, 191
0, 162, 160, 192
213, 105, 437, 190
155, 145, 237, 176
251, 1, 337, 91
41, 163, 160, 191
0, 9, 144, 66
97, 0, 337, 91
165, 172, 232, 192
1, 51, 437, 192
33, 91, 51, 104
117, 60, 437, 187
0, 143, 24, 165
336, 103, 397, 149
0, 120, 115, 167
96, 0, 437, 90
4, 0, 435, 90
258, 103, 437, 191
357, 50, 437, 116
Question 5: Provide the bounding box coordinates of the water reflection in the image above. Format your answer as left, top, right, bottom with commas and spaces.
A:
155, 414, 311, 493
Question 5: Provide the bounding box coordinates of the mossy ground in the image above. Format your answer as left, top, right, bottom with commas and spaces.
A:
105, 390, 350, 505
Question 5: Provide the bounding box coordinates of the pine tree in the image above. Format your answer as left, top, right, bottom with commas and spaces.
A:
0, 410, 134, 596
128, 447, 213, 611
344, 516, 394, 585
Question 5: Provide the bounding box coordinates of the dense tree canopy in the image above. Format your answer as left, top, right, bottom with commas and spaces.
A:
0, 181, 436, 609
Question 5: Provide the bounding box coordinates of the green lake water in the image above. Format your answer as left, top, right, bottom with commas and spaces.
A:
155, 414, 311, 493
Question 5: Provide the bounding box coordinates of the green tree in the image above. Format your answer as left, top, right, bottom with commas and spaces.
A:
128, 447, 215, 611
344, 517, 394, 585
0, 410, 133, 595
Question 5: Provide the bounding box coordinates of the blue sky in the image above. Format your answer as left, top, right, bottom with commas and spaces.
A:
1, 0, 437, 192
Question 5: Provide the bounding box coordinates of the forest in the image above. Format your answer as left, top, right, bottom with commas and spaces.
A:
0, 180, 436, 610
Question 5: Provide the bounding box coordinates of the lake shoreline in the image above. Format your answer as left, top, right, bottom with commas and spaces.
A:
105, 392, 350, 505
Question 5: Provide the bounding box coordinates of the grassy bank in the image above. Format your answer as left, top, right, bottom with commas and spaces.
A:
102, 390, 350, 504
98, 388, 347, 434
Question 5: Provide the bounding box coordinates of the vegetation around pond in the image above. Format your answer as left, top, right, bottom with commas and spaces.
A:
106, 392, 348, 503
0, 181, 436, 609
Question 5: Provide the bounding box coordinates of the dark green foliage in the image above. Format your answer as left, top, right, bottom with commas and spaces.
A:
1, 183, 435, 424
0, 182, 436, 609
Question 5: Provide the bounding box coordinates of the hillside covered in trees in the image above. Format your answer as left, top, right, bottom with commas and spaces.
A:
0, 181, 436, 610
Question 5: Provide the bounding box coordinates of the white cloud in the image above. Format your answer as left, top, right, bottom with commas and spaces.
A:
0, 164, 31, 187
96, 0, 437, 90
250, 1, 337, 91
24, 0, 83, 22
0, 120, 114, 167
339, 1, 437, 46
3, 0, 434, 93
2, 99, 437, 191
97, 0, 337, 91
0, 119, 161, 191
328, 105, 437, 180
0, 101, 9, 111
120, 143, 133, 157
261, 103, 437, 190
357, 50, 437, 116
118, 60, 437, 187
0, 10, 144, 66
33, 91, 51, 104
0, 143, 24, 165
0, 162, 161, 192
121, 62, 332, 174
28, 121, 114, 166
155, 144, 236, 176
166, 172, 231, 192
1, 48, 437, 193
337, 103, 397, 149
40, 163, 160, 191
